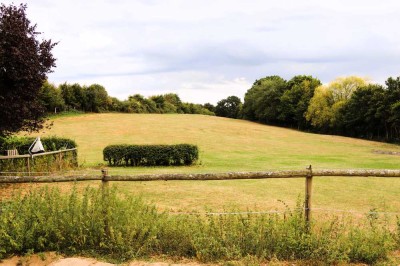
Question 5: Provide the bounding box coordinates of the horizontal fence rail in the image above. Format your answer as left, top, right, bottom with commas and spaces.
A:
102, 169, 400, 181
1, 168, 400, 183
1, 166, 400, 223
0, 175, 103, 183
0, 148, 77, 160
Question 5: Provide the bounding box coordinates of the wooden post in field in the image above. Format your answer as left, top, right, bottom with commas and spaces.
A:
305, 165, 313, 224
27, 157, 31, 176
101, 169, 110, 238
59, 152, 63, 171
102, 168, 109, 186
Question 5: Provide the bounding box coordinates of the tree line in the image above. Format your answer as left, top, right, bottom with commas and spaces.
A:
39, 82, 214, 115
215, 75, 400, 142
41, 74, 400, 142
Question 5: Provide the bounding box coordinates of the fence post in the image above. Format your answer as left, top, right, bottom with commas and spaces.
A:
101, 169, 110, 238
305, 165, 313, 224
102, 168, 109, 185
27, 157, 31, 176
59, 151, 63, 171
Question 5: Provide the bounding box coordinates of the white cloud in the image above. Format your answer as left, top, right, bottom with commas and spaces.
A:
3, 0, 400, 103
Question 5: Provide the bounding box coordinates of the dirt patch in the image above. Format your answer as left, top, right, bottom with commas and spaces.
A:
0, 254, 213, 266
49, 257, 114, 266
372, 149, 400, 156
0, 252, 60, 266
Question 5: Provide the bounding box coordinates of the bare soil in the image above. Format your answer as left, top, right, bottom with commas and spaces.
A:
0, 253, 215, 266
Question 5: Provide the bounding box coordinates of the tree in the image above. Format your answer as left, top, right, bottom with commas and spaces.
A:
130, 94, 158, 113
108, 97, 124, 112
149, 94, 181, 113
84, 84, 109, 112
39, 81, 65, 113
163, 93, 184, 113
60, 83, 76, 110
242, 75, 286, 124
203, 103, 216, 113
124, 96, 144, 113
181, 102, 215, 115
341, 84, 387, 139
0, 3, 56, 136
305, 86, 334, 131
279, 75, 321, 129
72, 83, 87, 111
60, 83, 86, 111
306, 76, 368, 132
215, 96, 242, 118
385, 76, 400, 141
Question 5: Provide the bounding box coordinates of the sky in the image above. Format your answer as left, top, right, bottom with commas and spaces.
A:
5, 0, 400, 104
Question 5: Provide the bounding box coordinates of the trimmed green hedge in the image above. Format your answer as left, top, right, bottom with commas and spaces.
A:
103, 144, 199, 166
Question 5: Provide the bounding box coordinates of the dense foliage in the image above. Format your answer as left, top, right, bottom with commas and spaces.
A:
0, 186, 397, 264
40, 82, 214, 116
0, 3, 56, 137
242, 75, 400, 142
103, 144, 198, 166
242, 75, 321, 129
0, 136, 76, 155
215, 95, 242, 119
0, 136, 77, 172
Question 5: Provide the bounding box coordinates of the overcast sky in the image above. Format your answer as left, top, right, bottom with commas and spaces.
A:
6, 0, 400, 104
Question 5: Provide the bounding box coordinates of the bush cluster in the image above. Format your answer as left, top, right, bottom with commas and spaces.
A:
0, 186, 397, 265
0, 136, 77, 155
103, 144, 198, 167
0, 136, 78, 173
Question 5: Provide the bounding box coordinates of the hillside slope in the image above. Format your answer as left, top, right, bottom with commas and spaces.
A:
37, 113, 400, 172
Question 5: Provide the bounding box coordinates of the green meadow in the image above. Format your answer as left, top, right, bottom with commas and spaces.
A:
13, 113, 400, 214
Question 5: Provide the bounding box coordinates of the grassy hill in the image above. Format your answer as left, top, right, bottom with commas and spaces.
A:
20, 113, 400, 213
40, 113, 400, 170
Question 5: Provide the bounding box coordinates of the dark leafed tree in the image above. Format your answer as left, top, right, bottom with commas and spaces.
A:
242, 75, 287, 123
341, 84, 387, 139
84, 84, 110, 113
215, 95, 242, 119
279, 75, 321, 129
0, 3, 57, 137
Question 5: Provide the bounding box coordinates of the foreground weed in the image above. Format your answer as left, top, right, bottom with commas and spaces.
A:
0, 185, 397, 265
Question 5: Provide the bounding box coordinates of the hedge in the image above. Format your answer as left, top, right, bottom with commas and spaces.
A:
0, 136, 78, 173
103, 144, 198, 166
0, 136, 77, 154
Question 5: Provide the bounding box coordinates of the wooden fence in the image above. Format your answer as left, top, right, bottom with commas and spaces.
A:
1, 166, 400, 222
0, 148, 77, 175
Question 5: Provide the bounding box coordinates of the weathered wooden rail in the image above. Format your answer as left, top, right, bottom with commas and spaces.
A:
0, 148, 77, 160
1, 166, 400, 222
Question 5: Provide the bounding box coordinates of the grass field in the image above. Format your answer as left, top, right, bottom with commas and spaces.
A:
38, 113, 400, 170
8, 113, 400, 214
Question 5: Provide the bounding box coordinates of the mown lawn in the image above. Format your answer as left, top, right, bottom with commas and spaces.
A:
8, 113, 400, 214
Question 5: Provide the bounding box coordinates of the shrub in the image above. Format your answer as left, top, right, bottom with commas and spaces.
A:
0, 136, 78, 173
0, 136, 76, 155
103, 144, 198, 167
